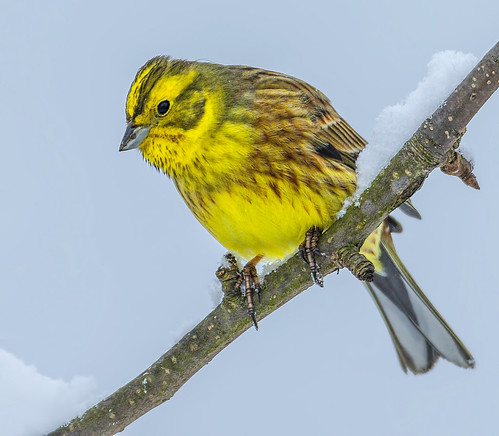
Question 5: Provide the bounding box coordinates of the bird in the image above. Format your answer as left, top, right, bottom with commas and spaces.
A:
120, 56, 474, 373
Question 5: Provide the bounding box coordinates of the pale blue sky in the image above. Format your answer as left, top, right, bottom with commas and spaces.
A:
1, 1, 498, 435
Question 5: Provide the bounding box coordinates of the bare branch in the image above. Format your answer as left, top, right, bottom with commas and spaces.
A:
48, 42, 499, 436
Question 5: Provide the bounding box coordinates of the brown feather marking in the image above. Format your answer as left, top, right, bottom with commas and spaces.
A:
243, 66, 367, 172
268, 180, 282, 200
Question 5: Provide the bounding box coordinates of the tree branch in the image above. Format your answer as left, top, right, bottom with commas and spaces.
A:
48, 42, 499, 436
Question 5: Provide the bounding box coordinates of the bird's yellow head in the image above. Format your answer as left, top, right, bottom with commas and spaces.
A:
119, 56, 224, 176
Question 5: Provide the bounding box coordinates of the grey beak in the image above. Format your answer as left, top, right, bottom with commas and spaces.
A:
119, 123, 150, 151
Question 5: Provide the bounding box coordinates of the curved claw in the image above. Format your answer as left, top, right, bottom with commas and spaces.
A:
300, 228, 324, 286
256, 285, 262, 303
249, 308, 259, 330
311, 266, 324, 287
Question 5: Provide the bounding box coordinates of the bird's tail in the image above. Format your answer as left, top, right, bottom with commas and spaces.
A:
360, 209, 474, 374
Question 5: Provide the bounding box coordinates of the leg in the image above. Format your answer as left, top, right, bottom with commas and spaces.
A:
234, 255, 263, 329
299, 227, 324, 287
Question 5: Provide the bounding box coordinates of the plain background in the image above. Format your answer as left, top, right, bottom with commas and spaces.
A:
1, 1, 498, 434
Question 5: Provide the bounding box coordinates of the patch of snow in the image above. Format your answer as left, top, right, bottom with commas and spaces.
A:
219, 253, 234, 269
208, 279, 224, 308
340, 50, 478, 216
168, 319, 199, 345
0, 348, 97, 436
259, 253, 294, 277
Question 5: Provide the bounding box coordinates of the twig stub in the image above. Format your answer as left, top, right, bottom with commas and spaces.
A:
441, 150, 480, 189
331, 245, 375, 282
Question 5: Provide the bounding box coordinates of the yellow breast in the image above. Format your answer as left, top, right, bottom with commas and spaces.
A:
170, 129, 356, 261
192, 177, 345, 261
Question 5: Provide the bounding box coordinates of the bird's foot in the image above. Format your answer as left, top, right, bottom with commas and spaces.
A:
234, 256, 263, 329
299, 227, 324, 287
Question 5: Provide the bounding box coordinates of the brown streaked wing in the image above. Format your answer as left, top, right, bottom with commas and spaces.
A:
232, 66, 367, 169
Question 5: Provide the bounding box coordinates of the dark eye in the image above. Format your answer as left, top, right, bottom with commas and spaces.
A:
157, 100, 170, 116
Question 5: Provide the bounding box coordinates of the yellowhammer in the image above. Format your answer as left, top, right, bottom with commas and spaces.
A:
120, 56, 474, 373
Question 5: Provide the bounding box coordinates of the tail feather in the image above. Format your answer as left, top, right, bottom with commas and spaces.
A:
398, 199, 422, 220
361, 219, 474, 374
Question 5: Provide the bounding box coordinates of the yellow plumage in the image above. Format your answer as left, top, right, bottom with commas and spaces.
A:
120, 56, 474, 373
122, 57, 363, 261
